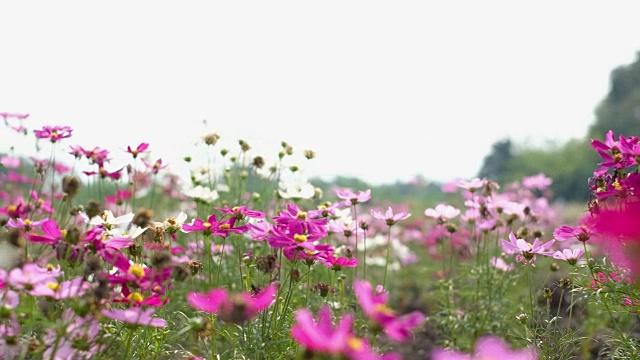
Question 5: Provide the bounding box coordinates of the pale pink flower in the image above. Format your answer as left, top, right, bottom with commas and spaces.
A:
432, 335, 537, 359
424, 203, 460, 224
101, 307, 166, 327
371, 207, 411, 226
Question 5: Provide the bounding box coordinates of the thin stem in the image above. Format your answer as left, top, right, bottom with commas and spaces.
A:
382, 226, 392, 289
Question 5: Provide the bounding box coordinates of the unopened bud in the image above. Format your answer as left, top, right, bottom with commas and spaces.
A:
516, 313, 529, 324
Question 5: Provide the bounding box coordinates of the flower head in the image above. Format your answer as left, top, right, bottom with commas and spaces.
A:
101, 308, 166, 327
126, 142, 150, 158
432, 335, 537, 360
371, 207, 411, 226
353, 279, 425, 341
291, 305, 354, 355
34, 125, 73, 143
186, 284, 277, 324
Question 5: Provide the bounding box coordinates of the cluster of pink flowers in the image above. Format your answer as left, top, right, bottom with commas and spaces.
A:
291, 279, 424, 359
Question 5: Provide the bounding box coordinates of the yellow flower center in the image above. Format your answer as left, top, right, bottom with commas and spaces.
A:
294, 234, 307, 243
203, 222, 211, 228
46, 282, 60, 292
128, 264, 145, 279
7, 205, 16, 212
296, 211, 307, 220
46, 264, 55, 272
127, 292, 144, 302
24, 219, 32, 225
219, 224, 230, 230
374, 304, 395, 316
347, 337, 363, 351
232, 206, 240, 212
613, 180, 622, 191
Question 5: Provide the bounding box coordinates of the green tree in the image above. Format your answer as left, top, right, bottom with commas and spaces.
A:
477, 138, 512, 183
589, 51, 640, 139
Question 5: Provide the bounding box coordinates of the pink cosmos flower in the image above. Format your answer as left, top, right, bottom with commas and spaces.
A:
105, 189, 133, 205
353, 280, 425, 342
6, 217, 48, 232
336, 188, 372, 206
33, 125, 73, 143
142, 158, 168, 174
246, 220, 273, 241
83, 162, 124, 180
553, 214, 597, 242
0, 112, 29, 121
424, 203, 460, 224
591, 199, 640, 278
186, 283, 277, 324
551, 248, 585, 266
27, 219, 63, 245
522, 173, 553, 190
181, 213, 243, 237
371, 207, 411, 226
0, 156, 20, 168
490, 256, 515, 272
30, 190, 53, 214
7, 263, 61, 291
43, 310, 100, 360
216, 205, 266, 220
126, 142, 150, 158
31, 277, 91, 299
432, 335, 537, 359
318, 252, 358, 270
101, 307, 167, 327
501, 232, 555, 263
291, 305, 354, 355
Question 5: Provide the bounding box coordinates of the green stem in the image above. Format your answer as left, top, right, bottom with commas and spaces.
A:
382, 226, 392, 289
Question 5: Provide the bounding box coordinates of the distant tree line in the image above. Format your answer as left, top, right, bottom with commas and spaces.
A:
477, 51, 640, 202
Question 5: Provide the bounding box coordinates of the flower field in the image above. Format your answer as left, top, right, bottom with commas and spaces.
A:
0, 112, 639, 359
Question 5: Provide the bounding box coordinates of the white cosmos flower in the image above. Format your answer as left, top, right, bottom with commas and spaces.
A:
86, 210, 135, 228
184, 185, 219, 203
278, 170, 314, 199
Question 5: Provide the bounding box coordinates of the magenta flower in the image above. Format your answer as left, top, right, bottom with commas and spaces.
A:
6, 217, 48, 232
105, 189, 133, 205
182, 213, 243, 238
216, 205, 266, 220
126, 142, 150, 158
318, 252, 358, 270
553, 214, 597, 242
34, 125, 73, 143
353, 280, 425, 341
371, 207, 411, 226
187, 283, 277, 324
101, 308, 166, 327
591, 199, 640, 278
432, 335, 537, 360
291, 305, 354, 355
27, 218, 63, 245
29, 190, 53, 214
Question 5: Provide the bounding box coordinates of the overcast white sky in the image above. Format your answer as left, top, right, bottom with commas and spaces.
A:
2, 1, 640, 185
